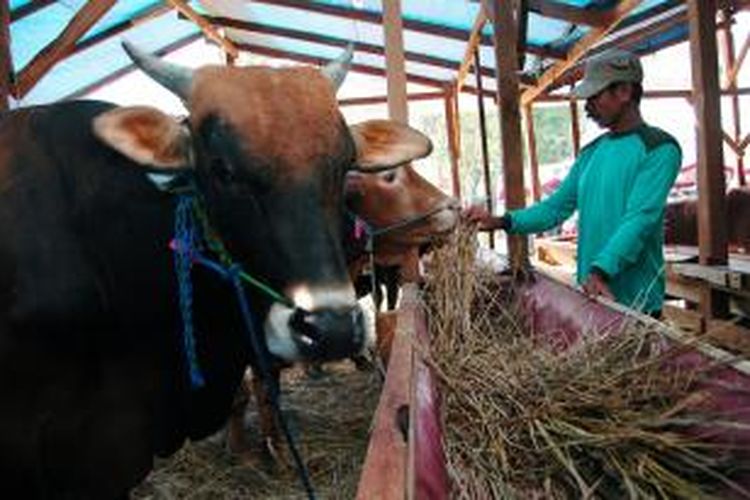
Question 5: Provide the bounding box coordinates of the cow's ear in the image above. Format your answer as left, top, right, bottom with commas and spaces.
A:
350, 120, 432, 172
93, 106, 191, 169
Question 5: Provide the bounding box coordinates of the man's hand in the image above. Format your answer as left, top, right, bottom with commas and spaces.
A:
461, 204, 509, 231
582, 269, 614, 300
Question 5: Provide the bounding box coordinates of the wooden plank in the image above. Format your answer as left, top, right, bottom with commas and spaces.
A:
569, 94, 581, 157
483, 0, 527, 267
233, 42, 449, 89
408, 284, 449, 500
475, 47, 494, 250
340, 91, 444, 107
456, 8, 487, 93
527, 0, 612, 27
15, 0, 115, 98
63, 33, 202, 101
688, 0, 730, 318
444, 86, 462, 200
524, 104, 542, 202
9, 0, 55, 22
166, 0, 238, 59
209, 16, 508, 83
520, 0, 644, 107
725, 32, 749, 89
246, 0, 564, 60
0, 0, 12, 110
671, 262, 750, 292
356, 290, 414, 500
383, 0, 408, 124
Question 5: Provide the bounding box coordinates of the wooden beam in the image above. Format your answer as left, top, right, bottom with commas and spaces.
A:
15, 0, 115, 98
524, 104, 541, 202
9, 0, 56, 22
356, 287, 414, 499
246, 0, 564, 60
0, 0, 12, 111
475, 47, 494, 249
456, 8, 487, 93
339, 91, 444, 107
166, 0, 238, 59
235, 42, 449, 89
724, 32, 749, 89
74, 4, 171, 55
444, 85, 462, 200
688, 0, 729, 319
208, 15, 510, 84
521, 0, 644, 106
63, 33, 203, 101
484, 0, 528, 267
570, 94, 581, 157
527, 0, 612, 27
383, 0, 408, 124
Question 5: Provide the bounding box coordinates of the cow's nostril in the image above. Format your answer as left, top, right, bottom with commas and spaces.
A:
288, 306, 365, 360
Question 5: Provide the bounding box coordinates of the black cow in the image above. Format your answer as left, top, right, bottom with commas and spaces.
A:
0, 43, 432, 498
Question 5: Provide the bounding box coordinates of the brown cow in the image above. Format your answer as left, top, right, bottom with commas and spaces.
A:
227, 163, 459, 461
344, 164, 459, 308
665, 187, 750, 253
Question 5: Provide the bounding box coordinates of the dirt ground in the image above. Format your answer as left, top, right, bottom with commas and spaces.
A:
131, 362, 382, 499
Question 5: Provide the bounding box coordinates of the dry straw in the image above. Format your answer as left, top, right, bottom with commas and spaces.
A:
423, 223, 750, 499
131, 363, 380, 499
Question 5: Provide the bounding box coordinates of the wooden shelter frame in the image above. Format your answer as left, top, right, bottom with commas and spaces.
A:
3, 2, 750, 495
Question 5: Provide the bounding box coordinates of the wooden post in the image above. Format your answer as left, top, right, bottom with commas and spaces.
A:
444, 85, 462, 201
569, 89, 581, 157
688, 0, 729, 319
382, 0, 408, 124
719, 9, 745, 186
525, 104, 542, 202
484, 0, 528, 267
0, 0, 13, 110
475, 48, 495, 249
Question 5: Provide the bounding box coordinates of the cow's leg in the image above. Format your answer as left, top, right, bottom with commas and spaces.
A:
383, 265, 401, 310
226, 368, 252, 458
252, 366, 287, 466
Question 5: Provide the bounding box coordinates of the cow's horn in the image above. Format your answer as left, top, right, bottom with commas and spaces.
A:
322, 44, 354, 91
122, 41, 193, 101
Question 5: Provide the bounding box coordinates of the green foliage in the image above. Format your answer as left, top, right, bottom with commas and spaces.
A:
414, 101, 578, 203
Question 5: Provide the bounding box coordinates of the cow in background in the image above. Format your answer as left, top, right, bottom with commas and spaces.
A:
665, 187, 750, 253
0, 42, 435, 498
345, 164, 459, 309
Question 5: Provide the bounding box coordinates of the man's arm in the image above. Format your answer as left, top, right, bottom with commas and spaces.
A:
590, 143, 681, 278
507, 157, 584, 235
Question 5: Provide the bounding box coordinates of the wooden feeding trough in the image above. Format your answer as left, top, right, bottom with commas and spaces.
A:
357, 262, 750, 499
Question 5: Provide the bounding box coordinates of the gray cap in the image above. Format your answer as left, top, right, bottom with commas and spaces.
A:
572, 49, 643, 99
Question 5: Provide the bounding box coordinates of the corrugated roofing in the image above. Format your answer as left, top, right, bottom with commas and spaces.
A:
3, 0, 726, 105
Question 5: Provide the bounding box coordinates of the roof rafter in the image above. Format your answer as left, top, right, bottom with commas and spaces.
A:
10, 0, 56, 23
245, 0, 564, 60
527, 0, 612, 27
456, 7, 487, 92
209, 16, 537, 87
521, 0, 644, 106
64, 32, 202, 101
166, 0, 238, 59
15, 0, 116, 98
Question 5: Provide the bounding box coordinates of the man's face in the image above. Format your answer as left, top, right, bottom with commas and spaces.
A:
584, 83, 632, 128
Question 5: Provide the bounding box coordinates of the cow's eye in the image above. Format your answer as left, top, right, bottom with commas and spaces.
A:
382, 171, 397, 183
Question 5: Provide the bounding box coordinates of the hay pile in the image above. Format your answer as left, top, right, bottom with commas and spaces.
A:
131, 362, 380, 499
424, 225, 750, 499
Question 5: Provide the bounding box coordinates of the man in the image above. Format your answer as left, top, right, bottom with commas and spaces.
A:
465, 49, 681, 317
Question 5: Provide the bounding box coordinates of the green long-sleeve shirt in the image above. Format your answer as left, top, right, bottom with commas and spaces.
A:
509, 124, 681, 313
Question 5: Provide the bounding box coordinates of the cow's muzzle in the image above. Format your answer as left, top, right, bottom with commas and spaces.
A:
264, 302, 367, 361
289, 306, 366, 360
